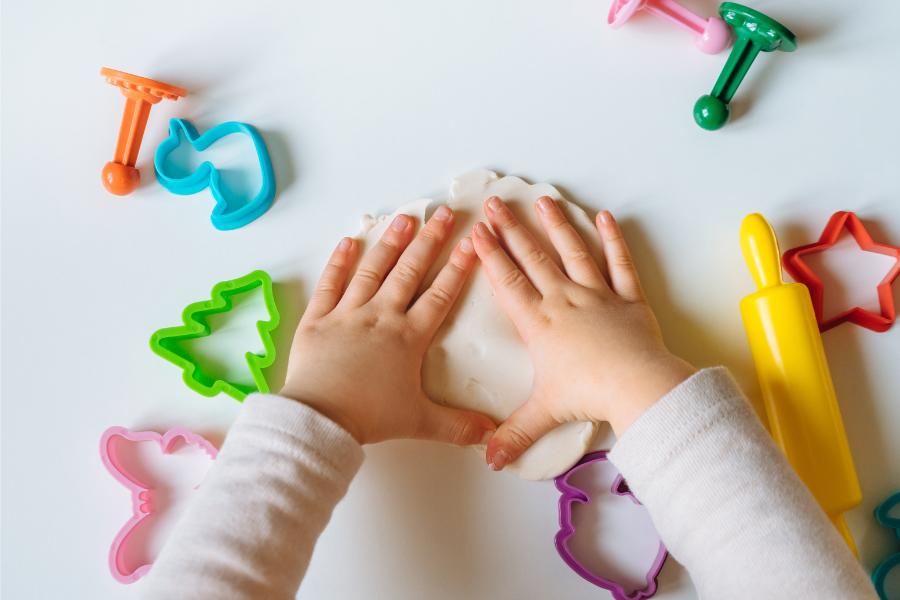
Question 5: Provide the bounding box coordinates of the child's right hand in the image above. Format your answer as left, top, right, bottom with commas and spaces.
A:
471, 196, 696, 471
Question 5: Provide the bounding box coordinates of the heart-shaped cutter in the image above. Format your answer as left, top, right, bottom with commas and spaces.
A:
555, 450, 668, 600
99, 426, 218, 583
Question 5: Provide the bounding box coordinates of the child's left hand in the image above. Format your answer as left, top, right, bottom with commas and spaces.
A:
280, 206, 497, 446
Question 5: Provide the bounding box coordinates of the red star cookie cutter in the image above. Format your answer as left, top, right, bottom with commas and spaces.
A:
782, 211, 900, 333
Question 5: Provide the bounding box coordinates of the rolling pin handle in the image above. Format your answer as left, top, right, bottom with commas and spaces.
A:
740, 213, 784, 290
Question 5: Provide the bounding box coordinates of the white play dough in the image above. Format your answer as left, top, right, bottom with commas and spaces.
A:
360, 170, 601, 480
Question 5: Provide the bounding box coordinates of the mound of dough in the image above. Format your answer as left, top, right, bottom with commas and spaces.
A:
360, 170, 600, 480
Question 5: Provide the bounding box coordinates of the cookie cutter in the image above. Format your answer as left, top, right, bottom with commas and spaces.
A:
555, 451, 668, 600
154, 118, 276, 230
782, 211, 900, 333
100, 426, 218, 583
150, 270, 280, 401
873, 491, 900, 600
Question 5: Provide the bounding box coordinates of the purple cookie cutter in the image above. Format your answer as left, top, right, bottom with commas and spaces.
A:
555, 451, 668, 600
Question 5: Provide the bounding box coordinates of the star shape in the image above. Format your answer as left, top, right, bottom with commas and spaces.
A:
782, 211, 900, 332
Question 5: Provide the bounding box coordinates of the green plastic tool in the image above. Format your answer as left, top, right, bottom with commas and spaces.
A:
150, 270, 280, 401
694, 3, 797, 131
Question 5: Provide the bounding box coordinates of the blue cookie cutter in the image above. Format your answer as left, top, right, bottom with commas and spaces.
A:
873, 491, 900, 600
154, 118, 276, 231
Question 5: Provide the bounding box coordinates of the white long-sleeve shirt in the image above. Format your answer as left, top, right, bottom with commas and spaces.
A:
140, 368, 876, 599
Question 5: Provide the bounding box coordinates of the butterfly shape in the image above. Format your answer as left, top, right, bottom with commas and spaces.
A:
99, 426, 218, 583
555, 451, 668, 600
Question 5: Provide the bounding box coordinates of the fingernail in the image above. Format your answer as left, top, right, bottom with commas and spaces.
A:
537, 196, 555, 214
432, 205, 452, 222
458, 236, 474, 253
391, 215, 409, 231
489, 449, 510, 471
599, 210, 613, 225
479, 430, 495, 445
338, 237, 352, 250
487, 196, 504, 213
474, 222, 491, 239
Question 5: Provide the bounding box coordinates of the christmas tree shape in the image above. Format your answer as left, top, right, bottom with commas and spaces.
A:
150, 270, 280, 401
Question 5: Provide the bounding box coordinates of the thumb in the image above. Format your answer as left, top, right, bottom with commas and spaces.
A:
416, 400, 497, 447
485, 397, 559, 471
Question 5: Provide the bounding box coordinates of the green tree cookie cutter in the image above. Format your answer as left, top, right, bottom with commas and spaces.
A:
150, 270, 280, 401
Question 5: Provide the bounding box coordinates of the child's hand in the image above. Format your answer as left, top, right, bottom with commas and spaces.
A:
281, 206, 496, 446
471, 197, 695, 471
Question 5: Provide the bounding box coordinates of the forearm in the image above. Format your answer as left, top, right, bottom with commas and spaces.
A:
140, 394, 364, 600
609, 368, 875, 600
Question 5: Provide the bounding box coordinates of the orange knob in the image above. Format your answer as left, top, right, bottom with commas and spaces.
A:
100, 67, 186, 195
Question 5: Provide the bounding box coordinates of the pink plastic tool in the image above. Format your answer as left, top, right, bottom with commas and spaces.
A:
99, 426, 218, 583
608, 0, 732, 54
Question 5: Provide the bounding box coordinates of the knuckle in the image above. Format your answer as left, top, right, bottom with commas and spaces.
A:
524, 247, 549, 266
314, 282, 340, 296
392, 261, 422, 285
565, 246, 592, 263
426, 285, 454, 308
378, 237, 401, 253
497, 214, 519, 230
612, 252, 634, 268
605, 228, 625, 243
448, 418, 477, 444
354, 267, 383, 285
499, 268, 528, 290
503, 425, 535, 450
419, 225, 443, 244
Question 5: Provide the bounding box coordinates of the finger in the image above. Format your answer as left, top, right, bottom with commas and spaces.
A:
408, 235, 477, 337
341, 214, 416, 307
484, 196, 565, 292
471, 222, 542, 333
595, 211, 645, 302
378, 205, 455, 309
484, 397, 560, 471
416, 400, 496, 447
533, 196, 607, 290
302, 237, 359, 322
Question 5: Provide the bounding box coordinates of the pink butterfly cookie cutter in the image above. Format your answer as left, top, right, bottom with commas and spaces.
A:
99, 426, 218, 583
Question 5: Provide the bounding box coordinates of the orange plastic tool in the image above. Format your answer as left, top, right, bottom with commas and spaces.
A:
101, 68, 186, 195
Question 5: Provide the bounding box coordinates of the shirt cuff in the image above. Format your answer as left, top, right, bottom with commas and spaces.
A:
238, 393, 365, 474
608, 367, 753, 485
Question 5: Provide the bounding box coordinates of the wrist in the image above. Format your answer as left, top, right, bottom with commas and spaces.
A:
606, 355, 695, 436
279, 387, 365, 444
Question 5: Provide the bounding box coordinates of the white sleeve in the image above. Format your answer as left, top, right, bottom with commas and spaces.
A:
609, 367, 876, 600
140, 394, 364, 600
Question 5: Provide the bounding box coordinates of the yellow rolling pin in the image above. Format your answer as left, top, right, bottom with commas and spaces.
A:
739, 213, 861, 554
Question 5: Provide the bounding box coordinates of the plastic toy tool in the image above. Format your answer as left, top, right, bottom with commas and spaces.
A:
783, 211, 900, 333
150, 270, 280, 401
155, 118, 276, 231
739, 213, 861, 554
100, 426, 218, 583
872, 491, 900, 600
101, 68, 186, 195
555, 451, 667, 600
694, 3, 796, 130
608, 0, 731, 54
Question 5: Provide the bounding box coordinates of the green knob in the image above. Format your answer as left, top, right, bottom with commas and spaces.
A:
694, 2, 797, 131
694, 95, 729, 131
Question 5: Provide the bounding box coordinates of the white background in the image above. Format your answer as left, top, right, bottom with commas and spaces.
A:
2, 0, 899, 598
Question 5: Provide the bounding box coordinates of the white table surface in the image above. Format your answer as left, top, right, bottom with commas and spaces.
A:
2, 0, 899, 598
